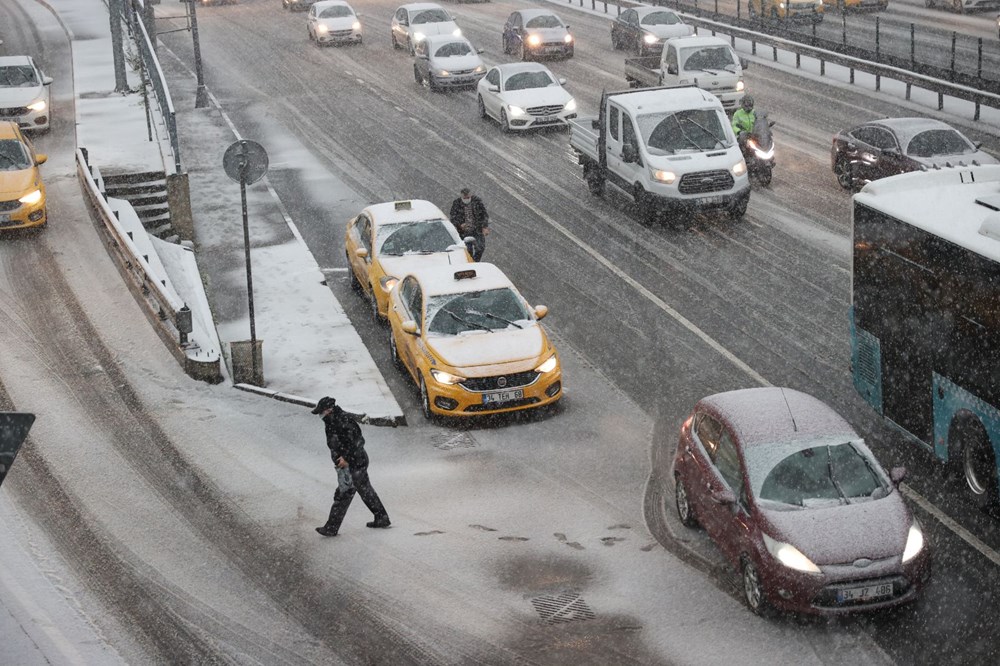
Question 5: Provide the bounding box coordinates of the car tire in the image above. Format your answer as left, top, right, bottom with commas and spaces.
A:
634, 185, 657, 225
834, 159, 855, 190
414, 65, 423, 85
519, 40, 529, 62
420, 377, 434, 420
407, 37, 415, 55
477, 95, 488, 119
391, 32, 399, 49
346, 252, 361, 291
584, 164, 605, 196
728, 193, 749, 220
611, 31, 620, 50
389, 328, 403, 368
674, 474, 699, 527
954, 419, 1000, 512
369, 287, 382, 324
741, 556, 771, 616
502, 36, 509, 54
500, 108, 512, 133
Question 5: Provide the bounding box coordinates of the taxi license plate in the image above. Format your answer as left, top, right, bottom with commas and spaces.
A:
836, 583, 893, 604
482, 389, 523, 405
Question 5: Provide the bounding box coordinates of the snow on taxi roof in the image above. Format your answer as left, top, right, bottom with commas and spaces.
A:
362, 199, 448, 229
407, 262, 515, 297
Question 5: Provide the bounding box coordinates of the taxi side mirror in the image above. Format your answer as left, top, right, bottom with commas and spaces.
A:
35, 153, 47, 165
533, 304, 548, 320
355, 247, 368, 259
402, 320, 418, 335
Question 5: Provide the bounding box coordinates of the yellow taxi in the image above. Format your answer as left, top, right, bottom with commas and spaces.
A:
0, 120, 47, 232
345, 199, 472, 322
386, 262, 562, 418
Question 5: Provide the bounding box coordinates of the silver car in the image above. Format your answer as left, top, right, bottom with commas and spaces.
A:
413, 35, 485, 91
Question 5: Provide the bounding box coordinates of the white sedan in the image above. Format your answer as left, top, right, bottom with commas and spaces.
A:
0, 56, 52, 132
307, 0, 362, 45
476, 63, 576, 133
391, 3, 461, 55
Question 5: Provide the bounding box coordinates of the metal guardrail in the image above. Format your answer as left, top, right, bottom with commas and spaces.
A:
564, 0, 1000, 118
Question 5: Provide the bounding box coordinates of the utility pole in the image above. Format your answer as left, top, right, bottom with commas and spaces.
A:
109, 0, 129, 93
182, 0, 210, 108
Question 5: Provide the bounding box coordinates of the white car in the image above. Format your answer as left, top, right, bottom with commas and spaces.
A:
413, 35, 485, 91
476, 63, 576, 133
0, 56, 53, 132
307, 0, 362, 45
391, 3, 461, 55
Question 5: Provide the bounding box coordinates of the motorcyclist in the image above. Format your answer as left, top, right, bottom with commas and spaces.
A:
732, 95, 756, 143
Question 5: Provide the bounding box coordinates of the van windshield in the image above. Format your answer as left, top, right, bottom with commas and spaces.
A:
680, 45, 737, 72
638, 109, 731, 155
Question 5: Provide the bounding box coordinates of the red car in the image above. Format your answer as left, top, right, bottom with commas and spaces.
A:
671, 387, 931, 615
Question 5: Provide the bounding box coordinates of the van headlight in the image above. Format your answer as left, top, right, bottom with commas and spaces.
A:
430, 369, 464, 385
763, 533, 821, 574
508, 105, 526, 118
535, 355, 558, 373
736, 80, 745, 92
564, 98, 576, 112
902, 521, 925, 563
27, 100, 47, 112
19, 189, 42, 205
732, 161, 747, 177
651, 168, 676, 184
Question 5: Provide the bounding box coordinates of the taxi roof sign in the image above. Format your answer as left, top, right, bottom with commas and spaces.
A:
454, 269, 477, 280
394, 200, 412, 211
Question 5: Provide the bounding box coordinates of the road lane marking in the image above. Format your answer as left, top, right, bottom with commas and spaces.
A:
901, 483, 1000, 566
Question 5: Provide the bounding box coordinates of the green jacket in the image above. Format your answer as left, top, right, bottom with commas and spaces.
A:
732, 108, 756, 137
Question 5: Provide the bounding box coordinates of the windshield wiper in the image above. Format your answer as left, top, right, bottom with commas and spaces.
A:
442, 308, 490, 333
848, 442, 890, 496
684, 117, 725, 146
0, 154, 19, 168
470, 309, 523, 330
826, 446, 850, 505
672, 117, 703, 151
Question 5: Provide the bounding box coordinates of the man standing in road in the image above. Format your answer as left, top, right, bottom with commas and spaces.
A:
449, 187, 490, 261
313, 396, 391, 537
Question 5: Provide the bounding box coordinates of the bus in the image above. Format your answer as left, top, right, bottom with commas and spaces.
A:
851, 165, 1000, 510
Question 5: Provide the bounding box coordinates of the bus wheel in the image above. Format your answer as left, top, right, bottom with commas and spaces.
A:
956, 420, 999, 511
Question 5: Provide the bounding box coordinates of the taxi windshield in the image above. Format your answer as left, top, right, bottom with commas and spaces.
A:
745, 439, 890, 510
0, 140, 32, 171
426, 288, 532, 335
377, 220, 458, 256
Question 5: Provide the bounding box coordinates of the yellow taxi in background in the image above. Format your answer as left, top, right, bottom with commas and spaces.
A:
0, 120, 47, 232
345, 199, 472, 322
386, 263, 562, 418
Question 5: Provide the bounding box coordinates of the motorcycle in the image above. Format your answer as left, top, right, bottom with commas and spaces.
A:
739, 112, 776, 186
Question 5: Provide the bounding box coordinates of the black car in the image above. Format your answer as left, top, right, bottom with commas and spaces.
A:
831, 117, 997, 189
502, 9, 574, 61
610, 7, 693, 55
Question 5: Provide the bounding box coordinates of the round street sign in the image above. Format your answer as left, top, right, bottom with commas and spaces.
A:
223, 140, 268, 185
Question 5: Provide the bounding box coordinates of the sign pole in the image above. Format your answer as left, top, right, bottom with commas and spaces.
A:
238, 153, 258, 384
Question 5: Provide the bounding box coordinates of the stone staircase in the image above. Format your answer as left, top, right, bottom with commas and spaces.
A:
102, 170, 174, 239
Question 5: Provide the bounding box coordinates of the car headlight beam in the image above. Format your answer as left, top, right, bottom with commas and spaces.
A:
535, 355, 558, 373
651, 168, 676, 184
430, 368, 464, 385
763, 533, 821, 574
19, 189, 42, 205
643, 33, 658, 44
564, 34, 574, 43
902, 522, 924, 563
508, 105, 526, 118
414, 31, 426, 42
27, 100, 47, 112
564, 98, 577, 112
732, 161, 747, 176
452, 28, 462, 37
352, 21, 361, 31
527, 34, 542, 46
379, 276, 399, 292
736, 79, 745, 92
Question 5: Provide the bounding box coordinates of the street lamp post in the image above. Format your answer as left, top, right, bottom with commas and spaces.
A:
181, 0, 209, 108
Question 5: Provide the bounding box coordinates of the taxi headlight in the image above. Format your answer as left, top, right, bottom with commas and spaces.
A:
19, 189, 42, 205
763, 533, 821, 574
535, 356, 558, 373
508, 105, 526, 118
527, 34, 542, 46
643, 33, 659, 44
732, 161, 747, 177
736, 79, 745, 92
452, 28, 462, 37
651, 168, 676, 184
414, 31, 427, 42
564, 98, 577, 112
379, 276, 399, 292
902, 521, 925, 563
430, 369, 464, 385
27, 100, 47, 112
564, 34, 574, 43
352, 21, 362, 31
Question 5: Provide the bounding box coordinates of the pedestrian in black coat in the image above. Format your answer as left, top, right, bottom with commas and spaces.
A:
312, 396, 390, 537
449, 187, 490, 261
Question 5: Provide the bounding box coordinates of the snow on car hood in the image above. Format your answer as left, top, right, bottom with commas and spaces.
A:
378, 249, 469, 278
427, 325, 544, 370
501, 87, 570, 109
319, 17, 358, 30
429, 54, 482, 72
762, 494, 910, 566
525, 27, 569, 42
646, 24, 693, 39
413, 21, 459, 37
0, 84, 44, 107
0, 170, 37, 199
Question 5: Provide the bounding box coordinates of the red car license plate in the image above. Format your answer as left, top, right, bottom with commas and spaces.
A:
837, 583, 893, 603
482, 389, 523, 405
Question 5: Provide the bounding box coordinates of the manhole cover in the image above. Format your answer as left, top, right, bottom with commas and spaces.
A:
432, 432, 476, 451
530, 591, 595, 624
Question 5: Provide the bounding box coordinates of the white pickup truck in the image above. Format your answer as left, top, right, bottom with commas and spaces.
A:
624, 35, 746, 113
568, 86, 750, 224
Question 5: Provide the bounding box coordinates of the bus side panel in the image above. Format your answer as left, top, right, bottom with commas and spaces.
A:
933, 373, 1000, 466
850, 307, 883, 415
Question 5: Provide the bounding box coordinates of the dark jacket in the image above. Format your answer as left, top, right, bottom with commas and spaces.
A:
323, 407, 368, 469
449, 196, 489, 238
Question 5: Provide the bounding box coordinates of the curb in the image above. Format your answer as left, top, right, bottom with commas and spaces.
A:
233, 384, 406, 427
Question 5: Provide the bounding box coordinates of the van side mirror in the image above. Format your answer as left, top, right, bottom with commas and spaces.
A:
622, 143, 639, 164
558, 77, 567, 85
591, 118, 600, 130
477, 48, 484, 54
740, 57, 749, 69
43, 76, 54, 85
667, 63, 678, 76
